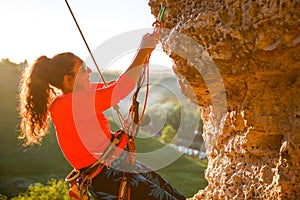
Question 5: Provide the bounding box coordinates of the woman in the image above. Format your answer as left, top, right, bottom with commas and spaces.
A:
18, 33, 186, 200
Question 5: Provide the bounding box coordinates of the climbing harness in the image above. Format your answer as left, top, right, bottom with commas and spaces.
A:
64, 1, 166, 199
65, 130, 127, 200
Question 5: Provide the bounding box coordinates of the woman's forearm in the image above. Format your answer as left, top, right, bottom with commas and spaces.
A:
122, 48, 151, 84
121, 33, 159, 84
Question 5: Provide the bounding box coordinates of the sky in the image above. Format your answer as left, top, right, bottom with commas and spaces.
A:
0, 0, 172, 70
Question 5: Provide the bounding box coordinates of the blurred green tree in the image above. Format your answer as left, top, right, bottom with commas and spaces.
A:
161, 125, 176, 144
10, 179, 70, 200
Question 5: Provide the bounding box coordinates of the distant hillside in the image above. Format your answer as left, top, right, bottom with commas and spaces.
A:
0, 59, 22, 122
91, 69, 185, 101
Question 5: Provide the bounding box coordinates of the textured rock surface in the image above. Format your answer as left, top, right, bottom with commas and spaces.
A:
149, 0, 300, 199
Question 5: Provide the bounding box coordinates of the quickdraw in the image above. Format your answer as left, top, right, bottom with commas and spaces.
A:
153, 2, 166, 31
125, 1, 166, 168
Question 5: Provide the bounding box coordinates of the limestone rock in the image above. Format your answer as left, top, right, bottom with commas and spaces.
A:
149, 0, 300, 199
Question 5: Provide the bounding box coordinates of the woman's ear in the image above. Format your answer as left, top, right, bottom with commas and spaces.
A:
64, 74, 74, 82
62, 74, 74, 93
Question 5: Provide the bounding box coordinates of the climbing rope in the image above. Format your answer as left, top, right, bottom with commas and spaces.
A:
65, 0, 127, 129
65, 0, 106, 86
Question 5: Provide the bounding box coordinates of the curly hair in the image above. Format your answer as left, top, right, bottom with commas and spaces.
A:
18, 52, 78, 146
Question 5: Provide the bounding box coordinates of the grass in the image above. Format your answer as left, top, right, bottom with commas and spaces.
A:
135, 132, 208, 197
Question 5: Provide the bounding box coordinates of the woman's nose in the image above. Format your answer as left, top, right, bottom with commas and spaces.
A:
87, 67, 92, 73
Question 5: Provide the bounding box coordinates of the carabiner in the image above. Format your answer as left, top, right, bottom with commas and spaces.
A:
157, 2, 166, 24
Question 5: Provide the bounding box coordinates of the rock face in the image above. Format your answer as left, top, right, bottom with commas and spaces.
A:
149, 0, 300, 199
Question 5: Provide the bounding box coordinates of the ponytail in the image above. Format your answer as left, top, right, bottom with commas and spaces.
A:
18, 52, 79, 146
18, 56, 56, 146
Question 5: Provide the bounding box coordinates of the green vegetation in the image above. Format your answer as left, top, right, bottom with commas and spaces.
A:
0, 59, 207, 198
10, 179, 70, 200
135, 133, 208, 197
161, 125, 176, 143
